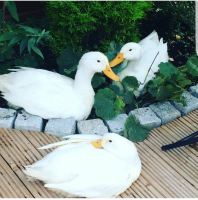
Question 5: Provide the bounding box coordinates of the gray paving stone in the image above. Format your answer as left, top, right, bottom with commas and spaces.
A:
129, 107, 161, 128
170, 92, 198, 116
44, 118, 76, 137
149, 101, 181, 125
77, 119, 108, 136
0, 108, 17, 129
15, 110, 43, 132
105, 114, 128, 136
188, 84, 198, 98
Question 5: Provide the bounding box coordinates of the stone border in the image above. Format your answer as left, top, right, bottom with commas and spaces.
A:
0, 85, 198, 137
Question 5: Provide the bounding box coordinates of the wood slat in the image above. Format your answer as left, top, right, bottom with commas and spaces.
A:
0, 109, 198, 198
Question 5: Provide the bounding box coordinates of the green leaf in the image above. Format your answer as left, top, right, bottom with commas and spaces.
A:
20, 37, 29, 56
0, 62, 12, 74
14, 54, 38, 68
113, 96, 125, 110
28, 37, 36, 53
94, 88, 116, 120
124, 116, 151, 142
32, 45, 44, 59
156, 84, 174, 101
91, 73, 105, 88
5, 1, 19, 22
18, 25, 39, 34
109, 84, 124, 96
57, 46, 86, 75
186, 55, 198, 77
122, 76, 139, 89
0, 32, 15, 41
123, 91, 135, 104
178, 79, 192, 88
8, 34, 24, 46
158, 62, 178, 78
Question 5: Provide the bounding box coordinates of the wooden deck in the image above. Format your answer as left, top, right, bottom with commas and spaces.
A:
0, 110, 198, 198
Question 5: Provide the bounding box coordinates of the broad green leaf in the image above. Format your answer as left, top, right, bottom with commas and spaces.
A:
57, 46, 86, 75
124, 116, 151, 142
8, 34, 24, 46
113, 96, 125, 110
28, 37, 36, 53
91, 73, 105, 88
158, 62, 178, 78
156, 84, 174, 101
0, 32, 15, 41
5, 1, 19, 22
0, 62, 12, 74
109, 84, 124, 96
20, 37, 29, 56
186, 55, 198, 76
94, 88, 116, 120
178, 79, 192, 88
122, 76, 139, 89
14, 54, 38, 68
32, 45, 44, 59
14, 58, 24, 66
123, 91, 135, 104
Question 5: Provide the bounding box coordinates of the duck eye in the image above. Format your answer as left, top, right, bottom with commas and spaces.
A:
97, 60, 100, 63
129, 49, 132, 51
109, 140, 112, 143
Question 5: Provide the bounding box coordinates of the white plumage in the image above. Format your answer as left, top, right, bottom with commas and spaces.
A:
110, 31, 169, 94
0, 52, 119, 120
23, 133, 141, 198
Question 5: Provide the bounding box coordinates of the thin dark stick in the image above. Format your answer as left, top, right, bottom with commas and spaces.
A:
144, 51, 159, 83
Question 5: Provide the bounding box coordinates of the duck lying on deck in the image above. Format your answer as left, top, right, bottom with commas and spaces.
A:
23, 133, 141, 198
110, 31, 169, 94
0, 52, 119, 120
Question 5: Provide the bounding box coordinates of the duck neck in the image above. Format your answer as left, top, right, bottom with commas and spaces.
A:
73, 67, 94, 94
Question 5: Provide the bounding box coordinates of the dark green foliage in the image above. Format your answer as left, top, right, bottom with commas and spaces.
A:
122, 76, 139, 89
140, 1, 195, 67
5, 1, 19, 22
0, 1, 50, 75
124, 116, 151, 142
145, 59, 198, 105
94, 88, 125, 120
43, 1, 153, 55
91, 73, 106, 89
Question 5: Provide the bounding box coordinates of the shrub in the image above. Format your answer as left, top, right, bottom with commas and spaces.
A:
139, 1, 196, 67
43, 1, 153, 55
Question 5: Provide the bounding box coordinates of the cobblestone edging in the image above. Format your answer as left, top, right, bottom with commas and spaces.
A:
0, 84, 198, 137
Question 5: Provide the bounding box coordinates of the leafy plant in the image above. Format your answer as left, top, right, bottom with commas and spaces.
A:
140, 1, 196, 67
0, 1, 51, 74
124, 116, 151, 142
43, 1, 153, 55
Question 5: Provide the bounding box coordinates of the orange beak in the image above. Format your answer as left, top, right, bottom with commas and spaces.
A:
109, 53, 125, 67
103, 65, 120, 82
91, 139, 103, 148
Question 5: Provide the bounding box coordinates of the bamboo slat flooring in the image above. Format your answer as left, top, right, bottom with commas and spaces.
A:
0, 110, 198, 198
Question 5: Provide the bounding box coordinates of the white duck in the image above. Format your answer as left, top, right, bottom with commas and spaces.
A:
23, 133, 141, 198
110, 31, 169, 94
0, 52, 119, 120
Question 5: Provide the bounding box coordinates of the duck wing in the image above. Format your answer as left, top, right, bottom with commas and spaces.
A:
38, 134, 102, 149
0, 68, 75, 119
44, 149, 131, 198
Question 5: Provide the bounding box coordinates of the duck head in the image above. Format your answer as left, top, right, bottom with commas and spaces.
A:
110, 43, 142, 67
91, 133, 139, 163
78, 52, 119, 81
